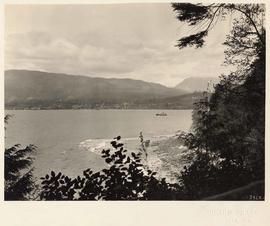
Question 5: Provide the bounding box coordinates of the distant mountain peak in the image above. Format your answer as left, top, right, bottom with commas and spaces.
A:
174, 76, 220, 92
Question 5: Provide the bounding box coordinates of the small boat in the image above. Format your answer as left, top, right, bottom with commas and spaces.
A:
156, 112, 167, 116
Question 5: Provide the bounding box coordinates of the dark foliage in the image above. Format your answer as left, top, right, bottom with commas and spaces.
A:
40, 137, 183, 200
176, 30, 208, 49
173, 3, 265, 199
5, 144, 36, 200
172, 3, 210, 25
179, 151, 252, 199
4, 114, 12, 124
177, 50, 265, 199
172, 3, 265, 51
5, 116, 37, 200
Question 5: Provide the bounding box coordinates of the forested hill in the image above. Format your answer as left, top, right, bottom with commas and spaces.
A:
5, 69, 200, 110
175, 77, 220, 92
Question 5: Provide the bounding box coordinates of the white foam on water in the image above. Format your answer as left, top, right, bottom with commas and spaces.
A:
78, 133, 177, 156
79, 138, 111, 154
121, 137, 139, 141
78, 134, 182, 183
79, 136, 141, 154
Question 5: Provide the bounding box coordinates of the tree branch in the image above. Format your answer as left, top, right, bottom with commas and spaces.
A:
232, 6, 264, 45
205, 4, 224, 31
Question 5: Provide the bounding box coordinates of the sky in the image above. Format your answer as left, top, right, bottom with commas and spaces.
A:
5, 3, 234, 87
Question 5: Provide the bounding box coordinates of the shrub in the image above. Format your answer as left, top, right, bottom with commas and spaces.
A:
40, 136, 182, 200
5, 144, 36, 200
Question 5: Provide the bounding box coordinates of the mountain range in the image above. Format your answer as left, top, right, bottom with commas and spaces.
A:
5, 70, 216, 109
175, 76, 220, 92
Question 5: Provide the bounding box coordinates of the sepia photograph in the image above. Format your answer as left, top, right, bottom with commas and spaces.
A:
4, 2, 265, 201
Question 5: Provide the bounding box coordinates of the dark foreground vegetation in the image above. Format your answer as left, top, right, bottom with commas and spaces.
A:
5, 3, 265, 200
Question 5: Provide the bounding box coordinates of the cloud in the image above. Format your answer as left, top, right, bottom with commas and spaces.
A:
5, 4, 233, 86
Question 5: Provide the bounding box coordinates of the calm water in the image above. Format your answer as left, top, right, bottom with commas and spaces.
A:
5, 109, 192, 178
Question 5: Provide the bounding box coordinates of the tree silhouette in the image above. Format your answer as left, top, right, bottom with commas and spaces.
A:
4, 115, 36, 200
172, 3, 265, 49
40, 136, 182, 200
173, 3, 265, 199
